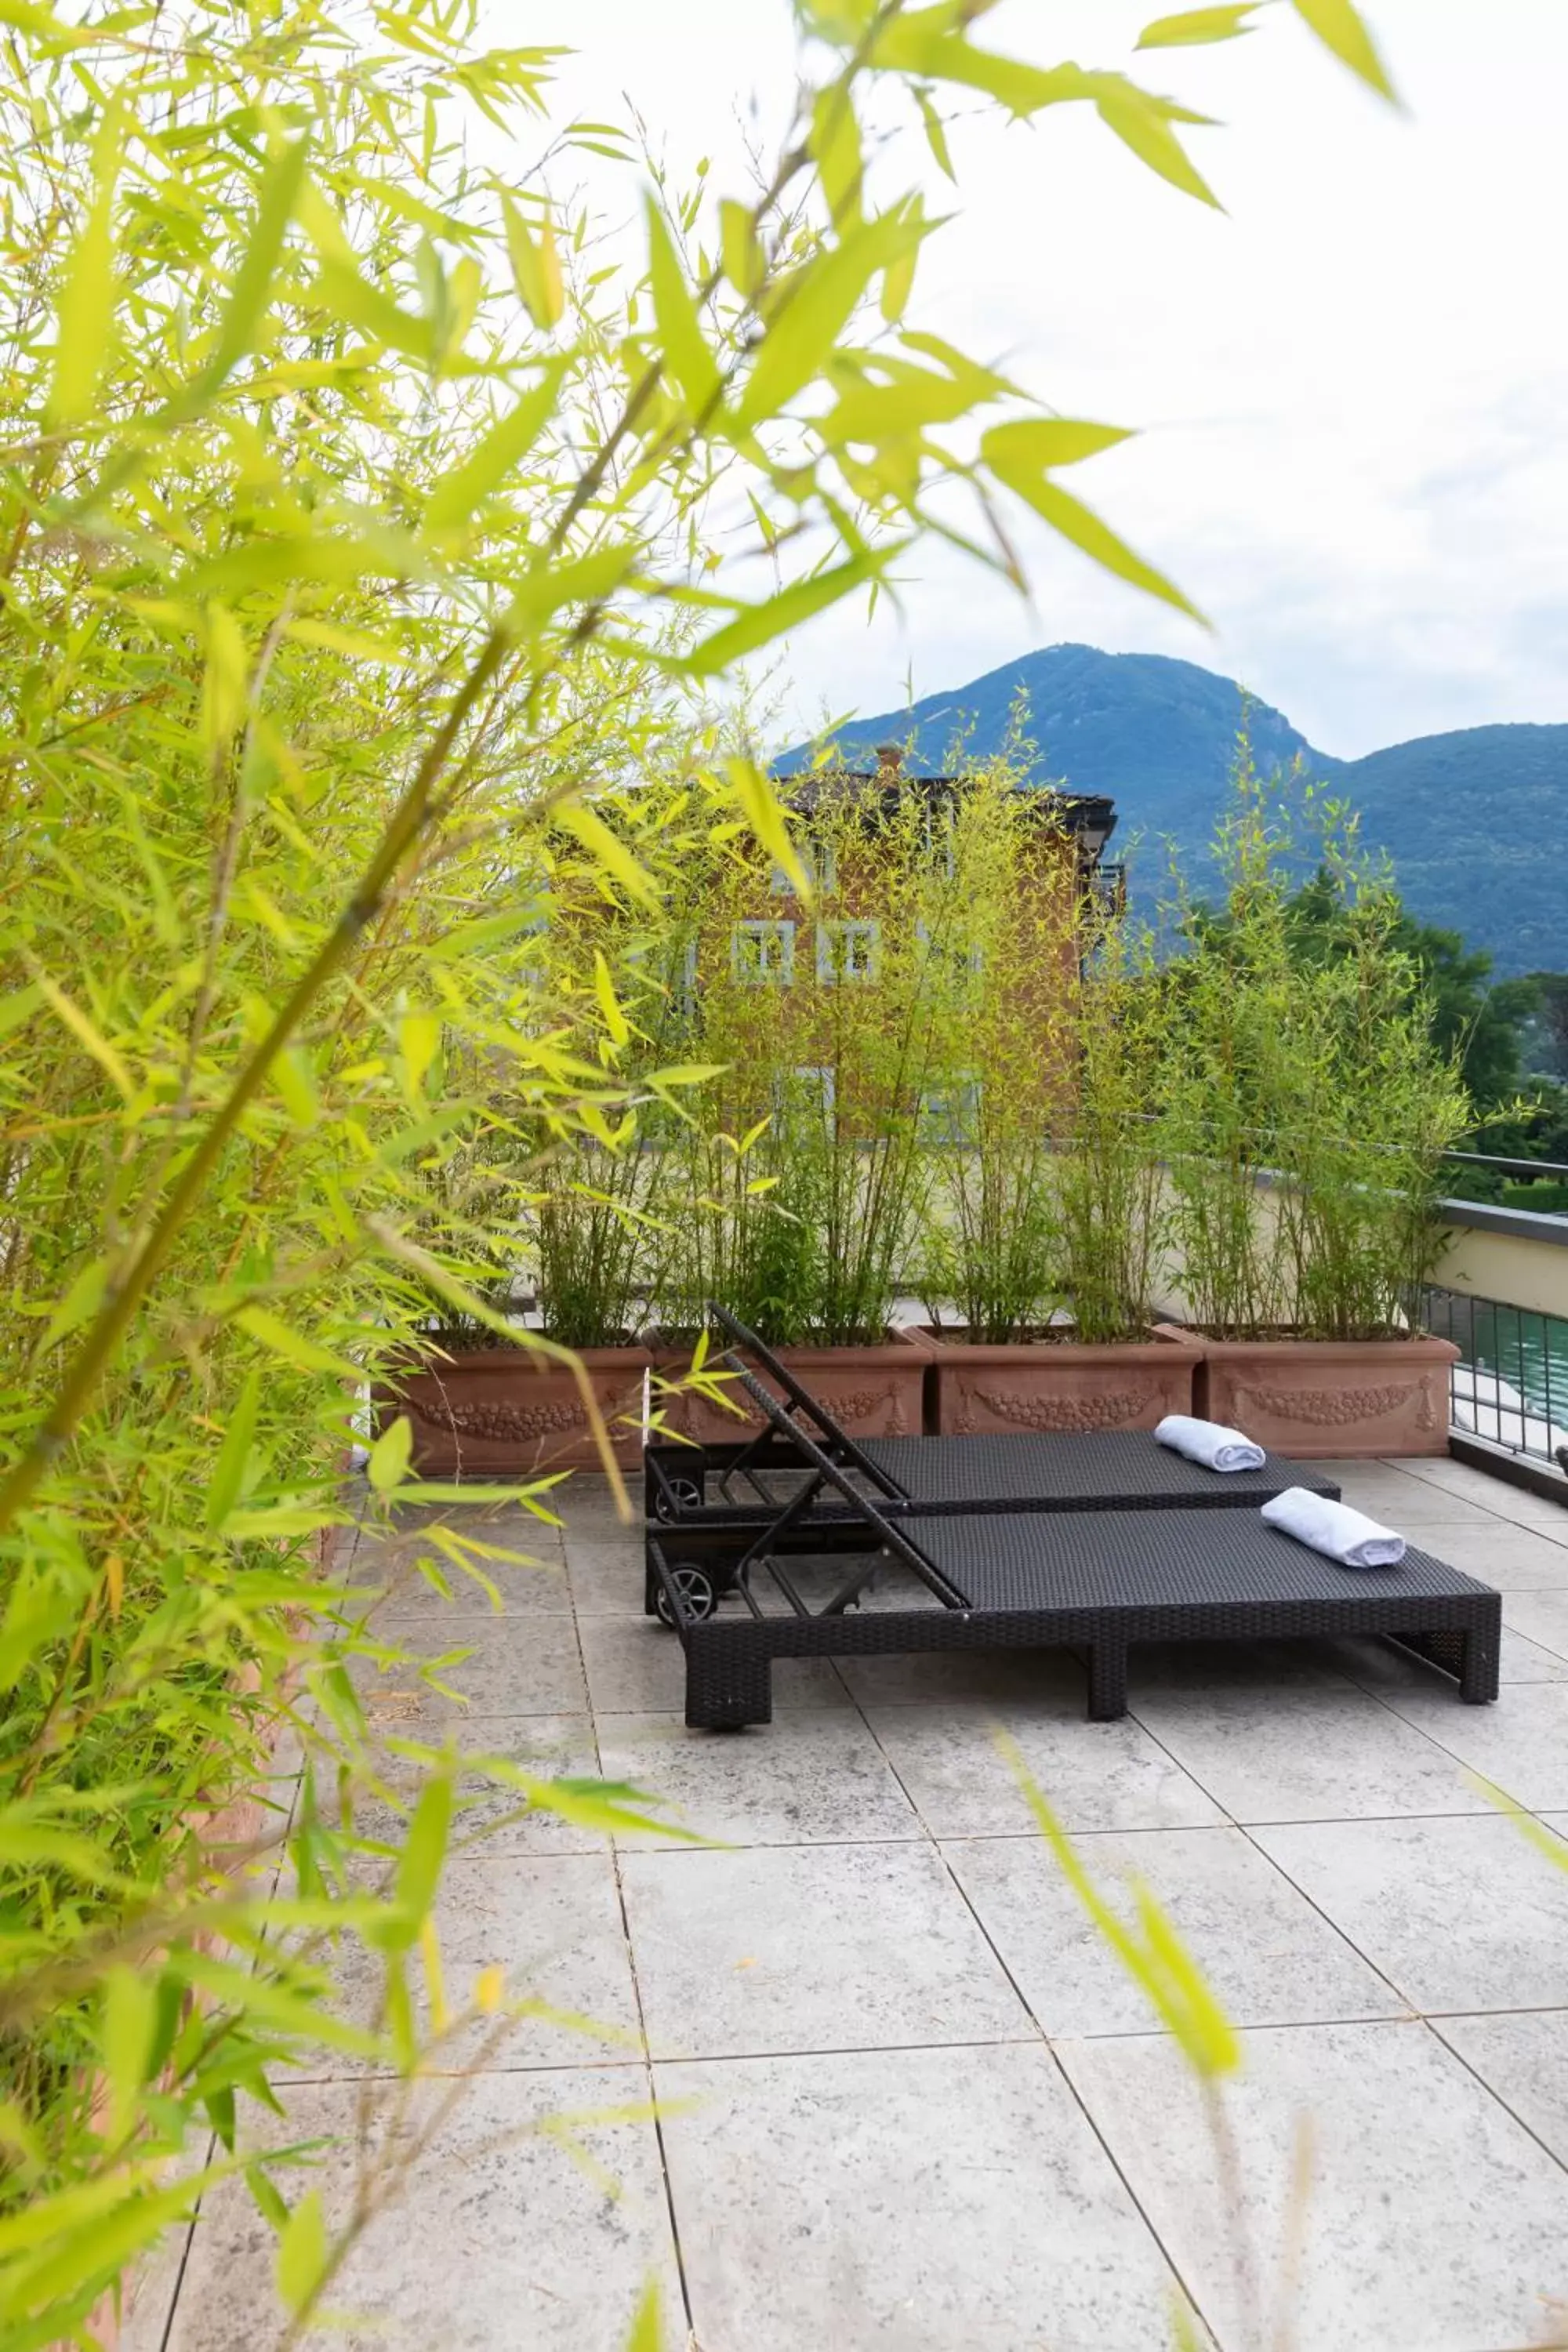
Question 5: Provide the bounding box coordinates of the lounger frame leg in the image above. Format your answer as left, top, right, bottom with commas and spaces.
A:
686, 1648, 772, 1731
1087, 1636, 1127, 1722
1459, 1620, 1501, 1704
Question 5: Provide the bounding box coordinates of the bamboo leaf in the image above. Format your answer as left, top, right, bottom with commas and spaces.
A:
1000, 1733, 1240, 2076
270, 1047, 320, 1130
724, 756, 810, 898
678, 548, 887, 677
880, 198, 922, 323
554, 800, 660, 908
310, 256, 435, 363
502, 543, 639, 641
914, 85, 955, 181
200, 604, 249, 758
29, 968, 134, 1100
624, 2279, 662, 2351
2, 2168, 230, 2318
41, 1255, 107, 1352
0, 2, 88, 43
481, 1768, 705, 1843
367, 1414, 413, 1494
0, 982, 42, 1042
400, 1011, 441, 1098
234, 1306, 362, 1382
219, 1504, 341, 1538
810, 83, 863, 228
419, 1911, 448, 2037
982, 437, 1203, 621
193, 134, 312, 403
390, 1776, 452, 1946
980, 417, 1134, 473
1092, 82, 1221, 209
719, 199, 763, 298
1138, 4, 1261, 47
1291, 0, 1398, 100
49, 98, 122, 426
645, 1062, 727, 1089
502, 194, 564, 328
423, 365, 563, 535
645, 198, 721, 416
100, 1968, 155, 2143
275, 2188, 328, 2318
593, 950, 630, 1047
205, 1368, 262, 1531
738, 209, 923, 426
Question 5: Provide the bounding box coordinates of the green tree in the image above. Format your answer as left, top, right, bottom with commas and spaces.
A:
1279, 866, 1534, 1109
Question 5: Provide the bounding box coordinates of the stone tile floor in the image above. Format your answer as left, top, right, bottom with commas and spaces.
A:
129, 1454, 1568, 2352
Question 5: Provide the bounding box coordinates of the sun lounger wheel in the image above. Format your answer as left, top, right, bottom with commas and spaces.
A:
655, 1561, 718, 1627
654, 1474, 704, 1521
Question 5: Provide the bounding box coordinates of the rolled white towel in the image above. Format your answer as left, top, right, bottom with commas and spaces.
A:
1154, 1414, 1266, 1475
1261, 1486, 1406, 1570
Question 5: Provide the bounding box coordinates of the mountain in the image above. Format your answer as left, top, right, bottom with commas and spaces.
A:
777, 645, 1568, 978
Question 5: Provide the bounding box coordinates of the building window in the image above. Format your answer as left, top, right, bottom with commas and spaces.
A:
770, 843, 837, 898
816, 916, 880, 985
919, 1074, 982, 1146
732, 918, 794, 985
915, 916, 982, 977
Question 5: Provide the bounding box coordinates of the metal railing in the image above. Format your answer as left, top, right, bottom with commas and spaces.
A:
1419, 1284, 1568, 1468
1439, 1147, 1568, 1221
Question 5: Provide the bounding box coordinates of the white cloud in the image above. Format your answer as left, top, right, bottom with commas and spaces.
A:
520, 0, 1568, 755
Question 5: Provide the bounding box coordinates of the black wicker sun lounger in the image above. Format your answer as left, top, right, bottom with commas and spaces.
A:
646, 1358, 1502, 1730
644, 1303, 1339, 1533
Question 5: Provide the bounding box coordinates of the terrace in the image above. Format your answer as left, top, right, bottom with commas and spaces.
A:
125, 1297, 1568, 2350
11, 9, 1568, 2349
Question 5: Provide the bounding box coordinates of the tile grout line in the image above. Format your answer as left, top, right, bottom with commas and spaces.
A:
151, 2125, 216, 2352
569, 1526, 699, 2347
282, 1999, 1568, 2074
855, 1698, 1230, 2352
1128, 1666, 1568, 2190
1309, 1645, 1567, 1829
1421, 2013, 1568, 2191
1387, 1456, 1568, 1546
1122, 1698, 1449, 2024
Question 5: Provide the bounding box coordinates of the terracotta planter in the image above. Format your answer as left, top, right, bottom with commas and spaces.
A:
376, 1342, 652, 1476
922, 1327, 1200, 1437
1155, 1326, 1459, 1459
652, 1334, 930, 1446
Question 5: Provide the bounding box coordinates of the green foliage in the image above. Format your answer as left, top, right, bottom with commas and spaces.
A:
659, 785, 971, 1344
1054, 919, 1173, 1343
1161, 756, 1472, 1337
914, 763, 1068, 1343
1277, 869, 1535, 1112
911, 752, 1170, 1346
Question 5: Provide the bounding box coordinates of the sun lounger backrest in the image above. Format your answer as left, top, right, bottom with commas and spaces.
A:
720, 1355, 967, 1607
705, 1303, 906, 1499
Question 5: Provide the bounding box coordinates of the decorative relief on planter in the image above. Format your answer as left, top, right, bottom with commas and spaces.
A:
412, 1394, 590, 1443
958, 1381, 1170, 1435
1230, 1378, 1431, 1430
662, 1373, 913, 1440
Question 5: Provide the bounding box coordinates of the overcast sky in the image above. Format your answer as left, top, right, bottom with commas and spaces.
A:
527, 1, 1567, 760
